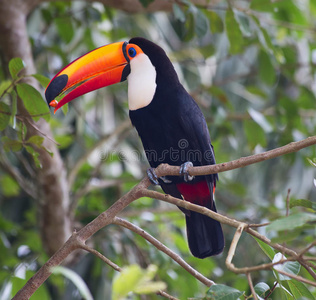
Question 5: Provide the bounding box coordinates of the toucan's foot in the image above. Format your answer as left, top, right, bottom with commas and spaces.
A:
147, 168, 172, 185
180, 161, 194, 182
160, 176, 172, 184
147, 168, 159, 185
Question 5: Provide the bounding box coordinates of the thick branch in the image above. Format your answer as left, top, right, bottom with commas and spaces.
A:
152, 135, 316, 178
12, 136, 316, 299
12, 177, 150, 300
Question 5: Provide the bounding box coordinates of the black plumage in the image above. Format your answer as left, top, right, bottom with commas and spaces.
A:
129, 38, 224, 258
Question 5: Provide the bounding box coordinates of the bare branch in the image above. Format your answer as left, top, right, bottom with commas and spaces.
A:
113, 217, 214, 287
247, 273, 258, 300
79, 243, 122, 272
152, 135, 316, 178
12, 135, 316, 299
276, 269, 316, 287
156, 290, 180, 300
226, 224, 247, 273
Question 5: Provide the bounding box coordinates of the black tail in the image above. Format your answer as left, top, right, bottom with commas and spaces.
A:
185, 203, 224, 258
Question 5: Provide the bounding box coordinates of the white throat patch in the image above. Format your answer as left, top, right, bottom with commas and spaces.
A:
127, 53, 157, 111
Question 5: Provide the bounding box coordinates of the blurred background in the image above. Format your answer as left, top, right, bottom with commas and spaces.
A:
0, 0, 315, 299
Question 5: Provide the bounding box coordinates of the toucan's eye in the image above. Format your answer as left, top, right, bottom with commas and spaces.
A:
128, 47, 137, 58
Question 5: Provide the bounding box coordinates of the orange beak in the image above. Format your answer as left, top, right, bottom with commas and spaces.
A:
45, 41, 135, 113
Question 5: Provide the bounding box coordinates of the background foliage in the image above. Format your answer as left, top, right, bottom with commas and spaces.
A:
0, 0, 316, 299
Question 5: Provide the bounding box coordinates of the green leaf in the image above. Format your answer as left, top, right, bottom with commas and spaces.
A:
183, 12, 195, 42
250, 0, 274, 12
287, 279, 315, 299
112, 264, 166, 300
199, 44, 215, 59
206, 284, 243, 300
246, 86, 267, 98
16, 83, 50, 122
32, 74, 50, 88
55, 18, 74, 43
27, 135, 44, 147
244, 119, 266, 149
207, 10, 224, 33
24, 145, 41, 168
1, 175, 20, 197
254, 282, 270, 297
0, 80, 12, 98
253, 237, 275, 260
225, 9, 244, 54
258, 50, 276, 85
290, 198, 316, 210
173, 3, 186, 22
271, 228, 304, 244
194, 9, 209, 38
9, 57, 25, 79
112, 265, 143, 300
0, 102, 11, 130
1, 136, 23, 152
266, 213, 316, 232
134, 281, 166, 294
252, 15, 277, 56
307, 157, 316, 168
54, 135, 73, 149
52, 266, 93, 300
272, 253, 300, 281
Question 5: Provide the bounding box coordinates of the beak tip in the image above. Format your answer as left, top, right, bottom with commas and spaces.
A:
49, 100, 59, 107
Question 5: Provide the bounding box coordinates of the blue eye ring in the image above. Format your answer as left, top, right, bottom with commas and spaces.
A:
128, 47, 137, 58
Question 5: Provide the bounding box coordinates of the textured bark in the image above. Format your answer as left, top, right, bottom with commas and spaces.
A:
0, 0, 71, 256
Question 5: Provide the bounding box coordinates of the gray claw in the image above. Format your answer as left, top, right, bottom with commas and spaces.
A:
180, 161, 194, 182
147, 168, 159, 185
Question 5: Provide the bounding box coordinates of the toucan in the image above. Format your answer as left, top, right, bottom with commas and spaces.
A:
45, 37, 224, 258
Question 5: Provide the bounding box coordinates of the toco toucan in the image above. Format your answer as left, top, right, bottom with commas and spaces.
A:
45, 37, 224, 258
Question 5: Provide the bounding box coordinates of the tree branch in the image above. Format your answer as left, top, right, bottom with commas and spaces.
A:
12, 135, 316, 299
113, 217, 214, 287
151, 135, 316, 178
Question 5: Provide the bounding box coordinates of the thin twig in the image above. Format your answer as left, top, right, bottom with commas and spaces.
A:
248, 222, 270, 228
298, 240, 316, 257
79, 243, 122, 272
286, 189, 291, 217
276, 269, 316, 287
264, 282, 278, 300
78, 231, 180, 299
226, 224, 247, 272
156, 290, 180, 300
247, 272, 258, 300
113, 217, 214, 287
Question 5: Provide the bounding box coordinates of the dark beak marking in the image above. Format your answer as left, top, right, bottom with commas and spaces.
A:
45, 74, 68, 104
